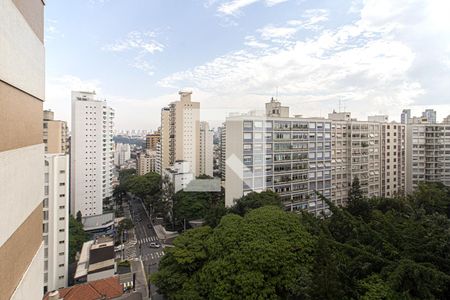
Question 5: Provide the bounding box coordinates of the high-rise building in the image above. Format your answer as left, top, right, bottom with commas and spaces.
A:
158, 91, 201, 176
401, 109, 411, 124
219, 125, 227, 181
146, 131, 160, 151
0, 0, 45, 298
156, 107, 171, 174
380, 123, 407, 197
137, 150, 157, 175
199, 121, 214, 177
114, 143, 131, 167
44, 110, 69, 154
168, 91, 200, 176
406, 116, 450, 193
43, 154, 69, 292
42, 110, 70, 293
225, 100, 406, 214
422, 109, 437, 124
70, 91, 115, 217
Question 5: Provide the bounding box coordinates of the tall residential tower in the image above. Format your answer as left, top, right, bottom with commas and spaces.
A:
70, 91, 114, 217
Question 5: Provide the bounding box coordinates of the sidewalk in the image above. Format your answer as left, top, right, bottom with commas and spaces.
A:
131, 259, 149, 299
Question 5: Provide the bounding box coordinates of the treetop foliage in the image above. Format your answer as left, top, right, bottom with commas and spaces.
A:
152, 182, 450, 299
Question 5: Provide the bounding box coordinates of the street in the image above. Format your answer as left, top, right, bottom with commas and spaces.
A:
128, 195, 165, 300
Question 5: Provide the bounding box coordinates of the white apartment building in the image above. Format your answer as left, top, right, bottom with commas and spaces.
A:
157, 107, 171, 174
114, 143, 131, 166
0, 0, 45, 298
225, 100, 406, 214
43, 154, 69, 292
199, 121, 214, 177
163, 161, 195, 193
71, 91, 115, 217
406, 117, 450, 193
219, 125, 226, 181
137, 150, 157, 175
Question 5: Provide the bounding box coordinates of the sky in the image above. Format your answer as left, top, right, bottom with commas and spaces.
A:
44, 0, 450, 131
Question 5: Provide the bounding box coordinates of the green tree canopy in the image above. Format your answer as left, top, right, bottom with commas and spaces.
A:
151, 206, 316, 299
229, 190, 282, 216
69, 215, 89, 263
152, 183, 450, 299
126, 172, 161, 199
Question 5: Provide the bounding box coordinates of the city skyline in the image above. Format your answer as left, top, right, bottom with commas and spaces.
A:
44, 0, 450, 130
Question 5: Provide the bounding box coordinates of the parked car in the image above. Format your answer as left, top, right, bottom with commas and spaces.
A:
149, 242, 160, 248
114, 244, 124, 252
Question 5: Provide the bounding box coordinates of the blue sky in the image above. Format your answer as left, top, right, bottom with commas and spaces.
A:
45, 0, 450, 130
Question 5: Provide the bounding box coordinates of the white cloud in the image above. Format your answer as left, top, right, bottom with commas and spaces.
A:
287, 9, 329, 30
244, 36, 269, 48
217, 0, 288, 15
258, 25, 298, 40
103, 31, 164, 54
159, 0, 450, 122
102, 31, 164, 75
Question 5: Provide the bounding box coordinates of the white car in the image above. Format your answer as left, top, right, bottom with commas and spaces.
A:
114, 244, 124, 252
149, 242, 160, 248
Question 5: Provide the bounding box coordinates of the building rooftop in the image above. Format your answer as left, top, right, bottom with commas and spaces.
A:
43, 276, 123, 300
82, 213, 115, 231
184, 179, 221, 192
74, 240, 94, 279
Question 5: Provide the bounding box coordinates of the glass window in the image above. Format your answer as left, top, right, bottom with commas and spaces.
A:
244, 121, 252, 128
244, 133, 252, 140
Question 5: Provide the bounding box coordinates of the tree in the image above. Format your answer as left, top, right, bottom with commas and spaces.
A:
117, 218, 134, 240
229, 190, 282, 216
126, 172, 161, 200
69, 215, 88, 263
76, 210, 82, 223
412, 182, 450, 216
152, 185, 450, 299
346, 176, 371, 220
151, 206, 316, 299
118, 168, 136, 183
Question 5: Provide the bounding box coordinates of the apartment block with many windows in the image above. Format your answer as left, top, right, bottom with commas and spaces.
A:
225, 100, 406, 214
406, 118, 450, 193
70, 91, 114, 217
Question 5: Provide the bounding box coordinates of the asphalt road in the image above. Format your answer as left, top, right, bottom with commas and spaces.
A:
128, 196, 164, 300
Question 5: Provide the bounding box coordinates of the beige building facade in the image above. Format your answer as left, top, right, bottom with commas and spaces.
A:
157, 107, 171, 174
43, 110, 68, 154
0, 0, 45, 298
137, 150, 157, 175
225, 100, 406, 214
406, 118, 450, 193
146, 131, 160, 151
199, 121, 214, 177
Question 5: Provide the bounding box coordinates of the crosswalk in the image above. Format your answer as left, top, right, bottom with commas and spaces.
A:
142, 250, 165, 261
137, 236, 158, 244
124, 246, 137, 260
